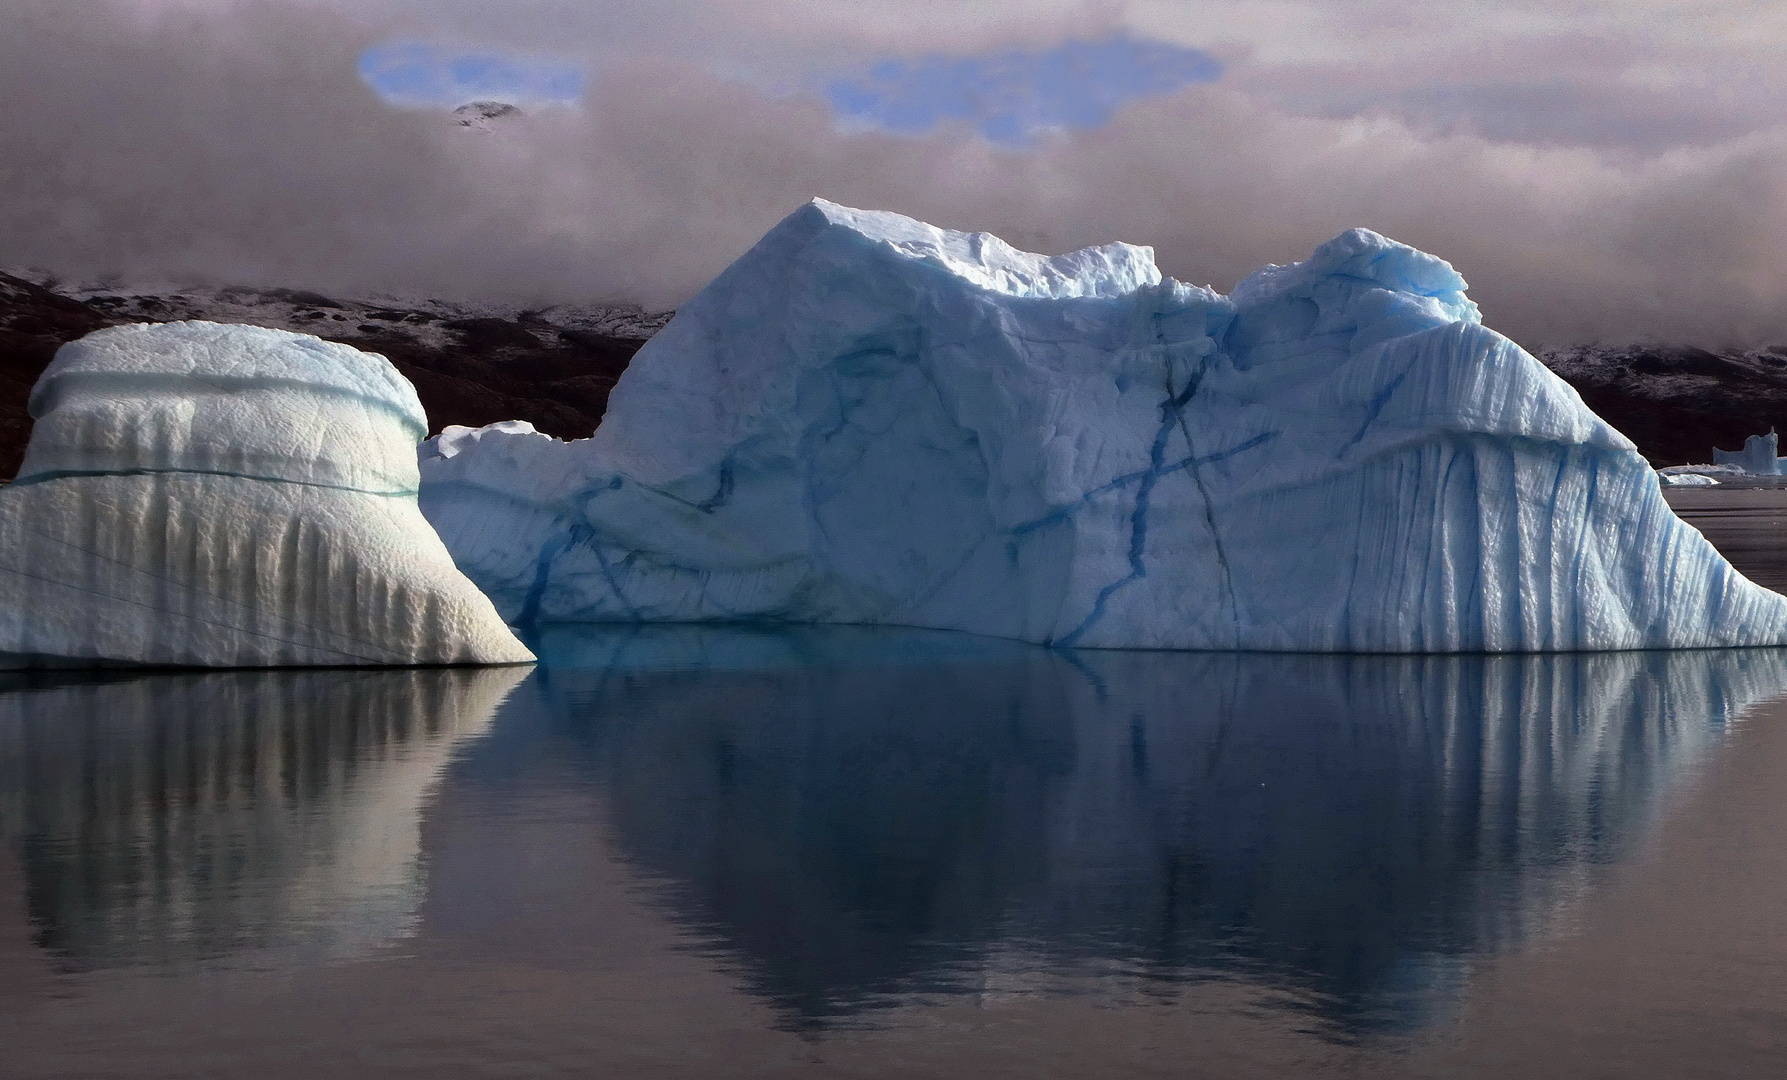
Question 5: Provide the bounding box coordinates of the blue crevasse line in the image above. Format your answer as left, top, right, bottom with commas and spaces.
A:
1167, 365, 1242, 645
1054, 370, 1191, 647
516, 529, 579, 627
515, 521, 648, 626
1340, 367, 1409, 457
697, 459, 735, 513
8, 465, 416, 497
1054, 568, 1139, 648
1128, 377, 1190, 576
590, 538, 641, 619
1011, 431, 1275, 538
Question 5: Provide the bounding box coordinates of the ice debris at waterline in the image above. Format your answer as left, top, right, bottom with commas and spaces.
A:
0, 322, 534, 667
419, 200, 1787, 652
1658, 464, 1745, 486
1658, 472, 1720, 488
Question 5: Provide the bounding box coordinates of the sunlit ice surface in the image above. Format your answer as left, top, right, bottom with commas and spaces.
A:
4, 629, 1787, 1076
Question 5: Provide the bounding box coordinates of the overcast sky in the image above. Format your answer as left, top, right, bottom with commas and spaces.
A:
4, 0, 1786, 346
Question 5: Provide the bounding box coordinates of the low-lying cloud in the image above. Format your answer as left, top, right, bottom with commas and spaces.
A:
3, 0, 1786, 348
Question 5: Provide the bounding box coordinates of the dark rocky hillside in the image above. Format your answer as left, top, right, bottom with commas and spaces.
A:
0, 274, 116, 478
4, 269, 1784, 478
1541, 344, 1787, 468
0, 271, 669, 479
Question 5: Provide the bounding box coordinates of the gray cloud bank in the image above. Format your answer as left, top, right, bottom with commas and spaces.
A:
3, 0, 1786, 347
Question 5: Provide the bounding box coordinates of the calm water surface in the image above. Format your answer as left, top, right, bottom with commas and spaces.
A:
1667, 486, 1787, 594
3, 621, 1787, 1079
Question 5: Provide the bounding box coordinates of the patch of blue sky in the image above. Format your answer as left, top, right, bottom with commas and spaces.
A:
358, 40, 586, 108
824, 33, 1222, 147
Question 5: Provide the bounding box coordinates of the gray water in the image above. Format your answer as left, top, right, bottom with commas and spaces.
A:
4, 623, 1787, 1078
1666, 487, 1787, 594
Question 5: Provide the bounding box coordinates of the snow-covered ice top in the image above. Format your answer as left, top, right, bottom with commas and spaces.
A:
421, 200, 1787, 652
805, 200, 1162, 300
1, 322, 534, 667
22, 322, 426, 493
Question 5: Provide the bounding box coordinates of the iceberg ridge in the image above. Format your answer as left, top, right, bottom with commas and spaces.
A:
420, 201, 1787, 652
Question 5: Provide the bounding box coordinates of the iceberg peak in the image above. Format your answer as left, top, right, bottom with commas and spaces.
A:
1231, 228, 1479, 331
1308, 227, 1470, 298
797, 198, 1162, 299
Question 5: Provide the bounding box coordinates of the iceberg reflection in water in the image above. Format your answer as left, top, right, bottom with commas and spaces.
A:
481, 628, 1787, 1030
0, 666, 524, 969
1, 631, 1785, 1040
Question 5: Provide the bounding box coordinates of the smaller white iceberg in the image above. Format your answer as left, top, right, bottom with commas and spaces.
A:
0, 322, 534, 667
1658, 464, 1744, 485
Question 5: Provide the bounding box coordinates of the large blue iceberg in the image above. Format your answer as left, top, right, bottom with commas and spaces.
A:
420, 200, 1787, 651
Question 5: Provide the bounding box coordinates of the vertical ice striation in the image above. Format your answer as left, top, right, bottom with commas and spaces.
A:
420, 201, 1787, 651
0, 322, 534, 667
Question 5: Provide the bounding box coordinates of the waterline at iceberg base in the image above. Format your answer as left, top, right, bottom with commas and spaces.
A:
420, 201, 1787, 652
